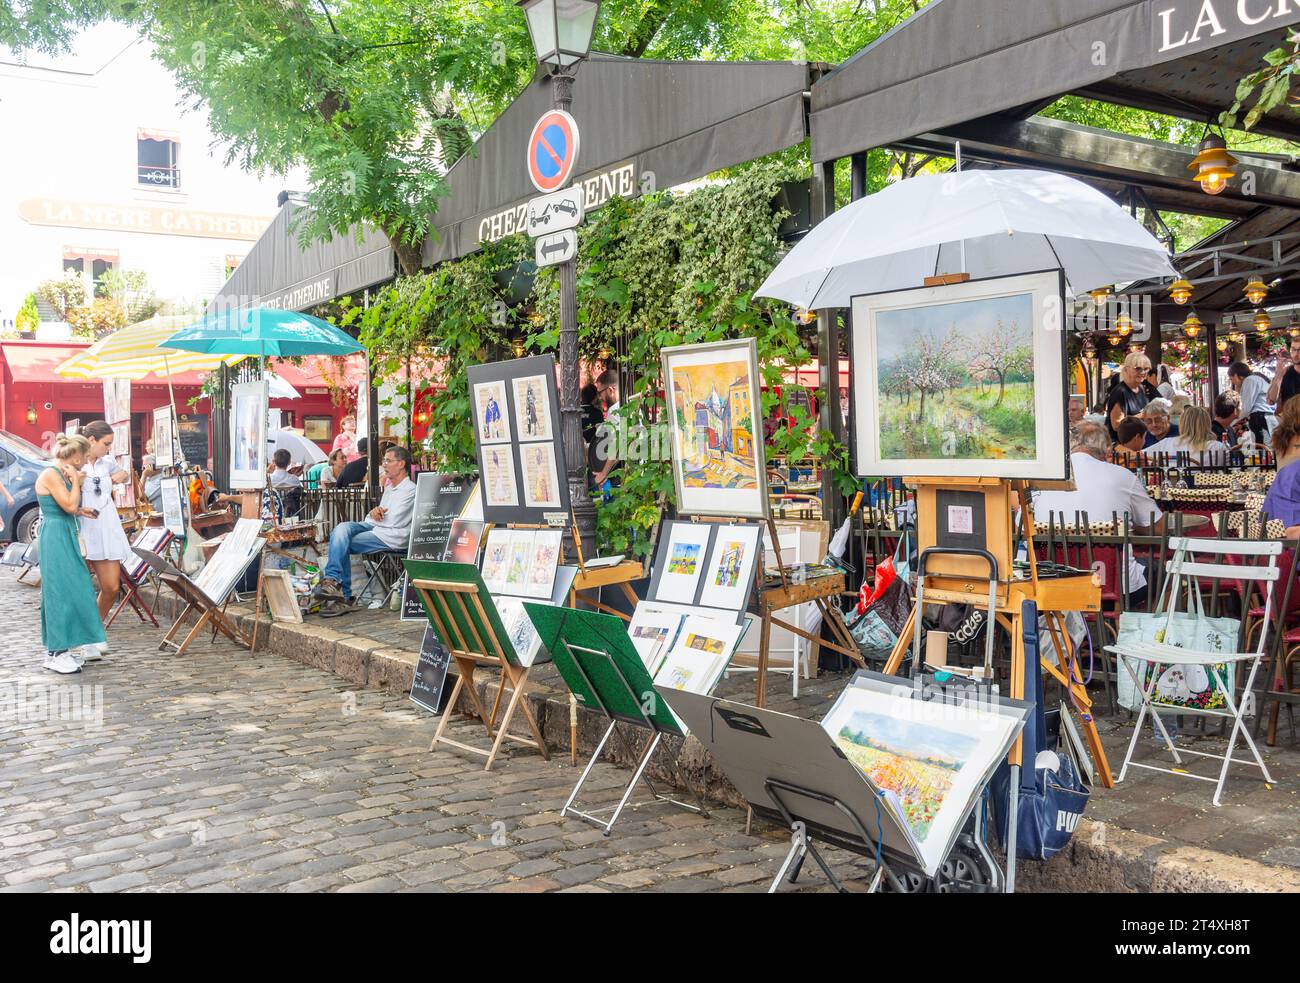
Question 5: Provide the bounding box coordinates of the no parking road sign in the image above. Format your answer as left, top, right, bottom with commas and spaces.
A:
527, 109, 581, 194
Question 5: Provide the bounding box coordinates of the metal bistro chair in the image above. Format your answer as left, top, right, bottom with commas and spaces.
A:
1107, 536, 1281, 806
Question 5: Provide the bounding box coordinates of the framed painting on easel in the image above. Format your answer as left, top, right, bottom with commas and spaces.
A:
850, 269, 1068, 481
661, 338, 769, 520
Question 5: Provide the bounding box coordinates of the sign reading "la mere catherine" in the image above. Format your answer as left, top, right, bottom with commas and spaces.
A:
476, 160, 636, 246
18, 198, 273, 241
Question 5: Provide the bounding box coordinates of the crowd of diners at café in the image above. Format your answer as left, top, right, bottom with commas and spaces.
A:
1051, 345, 1300, 544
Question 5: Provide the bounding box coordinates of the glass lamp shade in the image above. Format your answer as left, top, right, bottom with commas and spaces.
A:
1253, 310, 1272, 332
1168, 278, 1193, 305
1244, 278, 1269, 305
519, 0, 600, 68
1188, 135, 1238, 196
1088, 285, 1111, 307
1107, 333, 1122, 346
1182, 312, 1202, 338
1115, 313, 1133, 336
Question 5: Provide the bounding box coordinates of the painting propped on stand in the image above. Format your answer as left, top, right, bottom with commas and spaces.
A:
850, 270, 1068, 481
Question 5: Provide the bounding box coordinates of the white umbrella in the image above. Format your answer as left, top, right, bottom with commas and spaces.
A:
267, 428, 326, 466
264, 371, 301, 400
756, 169, 1178, 309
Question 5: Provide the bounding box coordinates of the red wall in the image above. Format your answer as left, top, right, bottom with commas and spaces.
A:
0, 340, 351, 465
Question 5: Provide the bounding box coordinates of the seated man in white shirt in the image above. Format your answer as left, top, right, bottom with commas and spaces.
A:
314, 446, 417, 604
1033, 422, 1165, 603
268, 448, 303, 490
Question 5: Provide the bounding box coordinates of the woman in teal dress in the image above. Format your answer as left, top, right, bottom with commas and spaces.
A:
35, 434, 105, 674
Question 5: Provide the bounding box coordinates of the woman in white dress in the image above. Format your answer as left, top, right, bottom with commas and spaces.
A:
78, 420, 134, 626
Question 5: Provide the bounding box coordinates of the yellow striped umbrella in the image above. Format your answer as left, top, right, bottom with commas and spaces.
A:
55, 314, 247, 381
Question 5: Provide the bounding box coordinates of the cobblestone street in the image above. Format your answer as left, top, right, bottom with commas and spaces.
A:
0, 575, 869, 894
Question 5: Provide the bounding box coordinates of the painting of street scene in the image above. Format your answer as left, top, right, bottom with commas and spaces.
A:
669, 359, 758, 492
875, 292, 1036, 461
831, 710, 977, 843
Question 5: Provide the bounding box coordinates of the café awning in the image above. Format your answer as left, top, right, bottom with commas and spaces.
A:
212, 201, 394, 312
424, 53, 810, 266
810, 0, 1300, 164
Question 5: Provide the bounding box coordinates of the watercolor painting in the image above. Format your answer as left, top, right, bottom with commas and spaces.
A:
712, 540, 745, 588
520, 442, 561, 510
473, 380, 511, 444
512, 375, 552, 441
685, 632, 725, 656
831, 709, 977, 843
483, 447, 518, 508
668, 542, 701, 576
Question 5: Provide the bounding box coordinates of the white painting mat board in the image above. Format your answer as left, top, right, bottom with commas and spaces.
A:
827, 672, 1029, 876
654, 522, 713, 604
698, 524, 762, 611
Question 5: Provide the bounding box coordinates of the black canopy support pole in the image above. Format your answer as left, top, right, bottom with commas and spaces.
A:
367, 349, 380, 504
811, 157, 845, 528
1206, 318, 1220, 408
213, 361, 230, 489
850, 153, 867, 201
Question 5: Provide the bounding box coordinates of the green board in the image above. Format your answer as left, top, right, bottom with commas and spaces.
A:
525, 604, 683, 735
403, 558, 518, 667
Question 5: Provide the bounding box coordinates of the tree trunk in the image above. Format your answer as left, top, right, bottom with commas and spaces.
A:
995, 369, 1007, 406
388, 234, 423, 277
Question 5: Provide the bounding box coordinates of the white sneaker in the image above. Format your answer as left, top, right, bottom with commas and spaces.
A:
43, 652, 82, 674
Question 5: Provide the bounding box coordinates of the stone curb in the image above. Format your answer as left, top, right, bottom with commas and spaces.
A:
150, 593, 1290, 893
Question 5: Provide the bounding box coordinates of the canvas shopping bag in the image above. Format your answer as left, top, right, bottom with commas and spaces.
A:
1114, 600, 1239, 712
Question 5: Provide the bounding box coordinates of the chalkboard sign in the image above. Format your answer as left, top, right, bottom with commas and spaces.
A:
409, 626, 453, 714
401, 473, 476, 621
176, 413, 210, 467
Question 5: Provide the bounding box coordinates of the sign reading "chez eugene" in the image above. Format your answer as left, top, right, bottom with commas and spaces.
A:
476, 160, 636, 246
1156, 0, 1300, 55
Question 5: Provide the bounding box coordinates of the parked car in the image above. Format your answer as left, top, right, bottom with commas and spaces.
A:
0, 430, 51, 544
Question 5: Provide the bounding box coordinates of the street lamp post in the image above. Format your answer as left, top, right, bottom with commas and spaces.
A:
518, 0, 600, 559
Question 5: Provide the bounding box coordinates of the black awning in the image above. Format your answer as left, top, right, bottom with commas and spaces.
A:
811, 0, 1300, 164
213, 202, 394, 311
424, 53, 809, 266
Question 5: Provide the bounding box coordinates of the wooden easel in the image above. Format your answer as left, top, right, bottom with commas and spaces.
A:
157, 572, 252, 655
750, 513, 862, 707
566, 513, 646, 621
409, 565, 549, 772
880, 477, 1114, 788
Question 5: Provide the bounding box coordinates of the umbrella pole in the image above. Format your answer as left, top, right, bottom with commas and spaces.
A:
163, 351, 183, 467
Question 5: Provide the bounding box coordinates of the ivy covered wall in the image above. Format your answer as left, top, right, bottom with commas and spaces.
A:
341, 160, 851, 556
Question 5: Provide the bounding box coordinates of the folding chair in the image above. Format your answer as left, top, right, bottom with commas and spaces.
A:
1106, 536, 1280, 806
357, 549, 406, 607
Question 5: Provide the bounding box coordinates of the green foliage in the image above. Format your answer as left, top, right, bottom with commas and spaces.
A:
35, 270, 85, 322
1223, 30, 1300, 132
98, 268, 162, 323
15, 293, 39, 334
530, 160, 850, 555
341, 236, 529, 470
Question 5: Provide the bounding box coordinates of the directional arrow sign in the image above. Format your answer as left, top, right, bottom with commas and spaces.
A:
527, 186, 585, 237
535, 230, 577, 268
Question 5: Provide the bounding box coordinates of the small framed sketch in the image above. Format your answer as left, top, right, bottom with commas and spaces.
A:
512, 374, 553, 441
698, 524, 762, 610
263, 569, 303, 623
525, 528, 562, 599
473, 380, 511, 444
520, 443, 561, 510
230, 378, 269, 490
482, 446, 519, 509
153, 405, 177, 468
661, 337, 768, 520
655, 522, 713, 604
481, 528, 511, 594
160, 476, 187, 536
